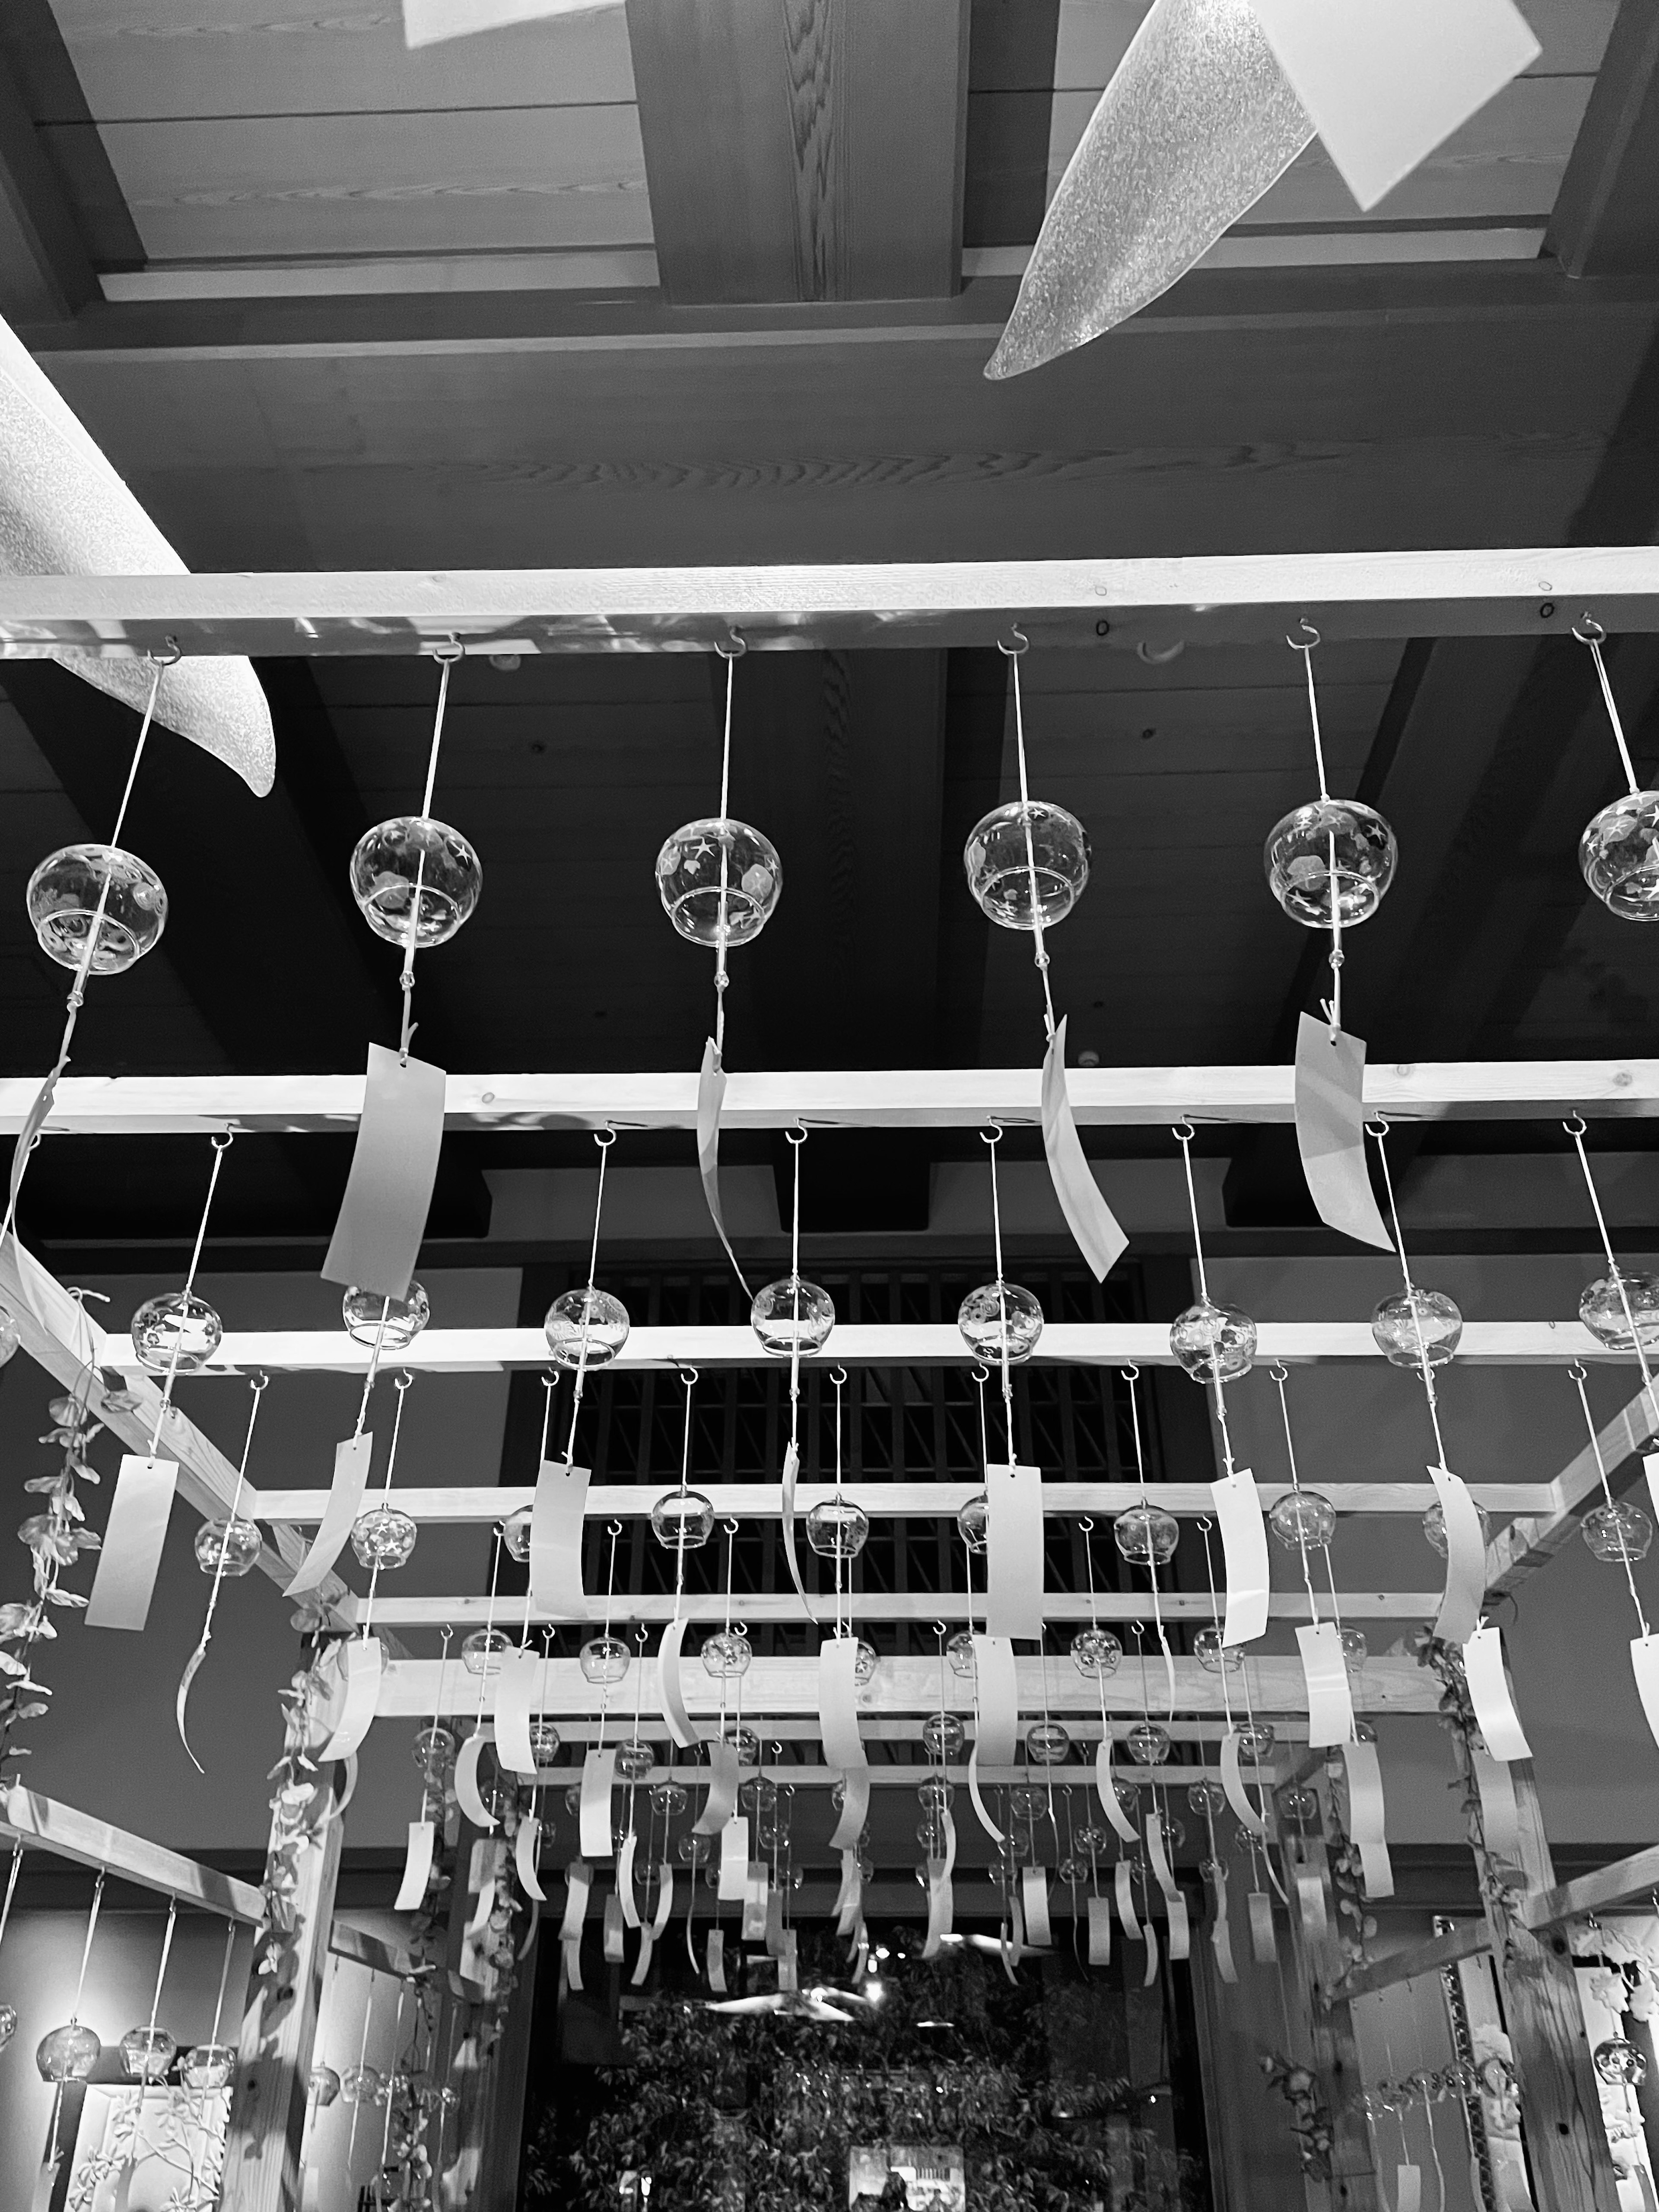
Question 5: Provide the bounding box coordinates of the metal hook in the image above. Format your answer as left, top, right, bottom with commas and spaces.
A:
209, 1130, 234, 1154
394, 1369, 414, 1393
970, 1364, 989, 1386
679, 1365, 699, 1389
1078, 1515, 1094, 1534
1287, 620, 1320, 652
249, 1369, 269, 1394
1363, 1115, 1391, 1139
1564, 1112, 1588, 1138
714, 628, 747, 660
785, 1126, 807, 1148
979, 1123, 1004, 1147
723, 1517, 740, 1536
829, 1366, 847, 1389
427, 636, 464, 666
997, 625, 1030, 659
1120, 1362, 1140, 1382
594, 1126, 618, 1150
1196, 1516, 1213, 1535
1269, 1362, 1290, 1384
933, 1619, 949, 1642
1567, 1360, 1588, 1383
607, 1519, 623, 1538
1171, 1120, 1196, 1145
1573, 615, 1608, 647
148, 637, 183, 668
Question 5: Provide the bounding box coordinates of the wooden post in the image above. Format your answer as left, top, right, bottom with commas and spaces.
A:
1284, 1833, 1380, 2212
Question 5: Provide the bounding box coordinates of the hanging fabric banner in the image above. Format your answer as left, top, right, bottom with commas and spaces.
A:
1464, 1623, 1532, 1761
560, 1862, 590, 1944
493, 1646, 541, 1778
602, 1893, 625, 1962
1087, 1894, 1112, 1965
1220, 1730, 1268, 1837
1115, 1859, 1141, 1945
780, 1439, 814, 1617
318, 1637, 384, 1763
322, 1043, 446, 1300
1096, 1733, 1140, 1845
1021, 1867, 1052, 1950
1249, 1891, 1277, 1965
86, 1455, 178, 1631
617, 1833, 640, 1929
985, 1462, 1046, 1642
1428, 1465, 1487, 1645
1341, 1739, 1394, 1899
1041, 1018, 1128, 1281
693, 1741, 740, 1837
579, 1748, 617, 1862
1211, 1463, 1270, 1646
706, 1929, 726, 1994
1292, 1013, 1394, 1250
830, 1770, 871, 1855
696, 1041, 750, 1295
819, 1636, 868, 1773
658, 1616, 700, 1750
528, 1458, 589, 1620
285, 1432, 374, 1600
515, 1815, 545, 1904
455, 1733, 494, 1832
1471, 1747, 1522, 1864
969, 1633, 1019, 1843
718, 1815, 749, 1901
1297, 1621, 1354, 1748
395, 1820, 436, 1912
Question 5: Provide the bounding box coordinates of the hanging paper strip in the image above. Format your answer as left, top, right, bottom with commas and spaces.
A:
741, 1864, 769, 1943
1166, 1893, 1190, 1962
455, 1733, 495, 1832
1115, 1859, 1142, 1944
602, 1893, 625, 1963
1249, 1891, 1277, 1965
630, 1929, 655, 1988
1041, 1019, 1128, 1280
1087, 1894, 1112, 1965
1096, 1735, 1139, 1844
617, 1832, 640, 1929
835, 1853, 862, 1939
1211, 1877, 1238, 1985
1471, 1748, 1522, 1865
579, 1748, 618, 1861
1464, 1624, 1532, 1762
528, 1458, 589, 1620
1393, 2165, 1423, 2212
1647, 1452, 1659, 1526
318, 1637, 384, 1763
653, 1866, 674, 1939
1142, 1921, 1160, 1987
1021, 1867, 1052, 1950
779, 1931, 799, 1992
493, 1646, 541, 1778
1146, 1812, 1179, 1905
764, 1883, 785, 1957
1341, 1739, 1394, 1900
969, 1633, 1019, 1842
985, 1463, 1046, 1642
1294, 1869, 1328, 1940
395, 1819, 436, 1911
706, 1929, 726, 1993
923, 1815, 957, 1959
819, 1636, 869, 1773
1292, 1014, 1394, 1251
1211, 1464, 1270, 1646
284, 1432, 373, 1599
564, 1937, 584, 1992
780, 1439, 814, 1617
86, 1455, 178, 1631
515, 1815, 545, 1904
693, 1741, 741, 1837
1635, 1634, 1659, 1757
560, 1862, 590, 1941
697, 1041, 750, 1294
1428, 1466, 1487, 1645
1296, 1621, 1354, 1748
1220, 1730, 1268, 1838
830, 1770, 870, 1854
322, 1044, 447, 1300
718, 1815, 749, 1901
467, 1839, 503, 1936
658, 1617, 700, 1750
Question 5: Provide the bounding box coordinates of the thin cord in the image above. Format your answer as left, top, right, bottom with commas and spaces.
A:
362, 1370, 414, 1640
1369, 1121, 1452, 1470
1271, 1365, 1322, 1626
1569, 1360, 1650, 1636
712, 636, 742, 1057
673, 1370, 696, 1615
147, 1131, 234, 1455
145, 1897, 178, 2045
70, 1871, 105, 2023
1000, 631, 1057, 1044
983, 1126, 1014, 1454
209, 1919, 237, 2047
194, 1370, 269, 1665
1576, 621, 1640, 795
400, 644, 461, 1062
1566, 1115, 1655, 1395
1293, 629, 1330, 802
563, 1128, 617, 1465
787, 1128, 806, 1458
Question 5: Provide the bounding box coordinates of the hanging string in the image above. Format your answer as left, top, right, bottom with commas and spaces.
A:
999, 628, 1057, 1045
181, 1369, 269, 1770
428, 1624, 453, 1812
346, 1967, 376, 2168
972, 1363, 989, 1472
147, 1131, 234, 1455
208, 1919, 237, 2049
1568, 1360, 1650, 1637
672, 1369, 697, 1619
1197, 1518, 1237, 1742
597, 1521, 622, 1747
563, 1128, 617, 1465
830, 1367, 848, 1639
1271, 1365, 1323, 1627
361, 1370, 414, 1640
352, 1290, 396, 1441
1290, 625, 1345, 1033
1368, 1119, 1452, 1471
1575, 618, 1640, 796
144, 1897, 179, 2057
1123, 1366, 1174, 1703
378, 1979, 410, 2181
70, 1869, 105, 2025
0, 1841, 19, 1959
1566, 1113, 1656, 1400
712, 633, 744, 1059
982, 1125, 1016, 1456
468, 1528, 505, 1742
1411, 2007, 1447, 2212
400, 642, 461, 1063
785, 1127, 807, 1468
1173, 1122, 1243, 1479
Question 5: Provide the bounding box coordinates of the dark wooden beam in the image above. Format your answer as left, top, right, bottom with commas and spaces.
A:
1549, 0, 1659, 277
626, 0, 970, 304
0, 32, 94, 323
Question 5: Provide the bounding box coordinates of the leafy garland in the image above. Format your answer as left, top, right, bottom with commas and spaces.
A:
1257, 2054, 1333, 2180
1411, 1628, 1526, 1915
0, 1386, 106, 1782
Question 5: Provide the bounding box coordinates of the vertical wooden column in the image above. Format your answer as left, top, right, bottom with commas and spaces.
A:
221, 1778, 343, 2212
1284, 1833, 1380, 2212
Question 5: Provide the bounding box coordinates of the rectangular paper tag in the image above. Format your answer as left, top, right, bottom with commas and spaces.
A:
1021, 1867, 1052, 1949
1294, 1870, 1328, 1940
1087, 1894, 1112, 1964
1471, 1747, 1522, 1864
493, 1645, 541, 1777
318, 1635, 384, 1762
1167, 1892, 1190, 1961
985, 1463, 1046, 1642
602, 1892, 624, 1962
1464, 1624, 1531, 1762
819, 1636, 868, 1773
395, 1819, 436, 1911
1292, 1014, 1394, 1250
741, 1864, 768, 1943
1341, 1738, 1394, 1900
560, 1861, 590, 1943
580, 1748, 617, 1861
1211, 1463, 1269, 1646
86, 1454, 177, 1631
707, 1929, 726, 1993
322, 1044, 446, 1300
1428, 1465, 1487, 1646
971, 1635, 1019, 1764
529, 1459, 589, 1620
718, 1815, 749, 1901
284, 1432, 373, 1599
1395, 2166, 1423, 2212
1297, 1620, 1354, 1747
1249, 1891, 1277, 1964
1042, 1020, 1128, 1281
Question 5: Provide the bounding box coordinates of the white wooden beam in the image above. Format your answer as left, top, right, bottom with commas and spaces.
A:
1488, 1382, 1659, 1595
0, 1786, 263, 1920
519, 1761, 1267, 1789
11, 1059, 1659, 1134
360, 1589, 1443, 1628
473, 1714, 1307, 1746
0, 547, 1649, 655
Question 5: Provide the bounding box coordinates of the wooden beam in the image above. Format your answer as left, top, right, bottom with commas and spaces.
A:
510, 1758, 1263, 1788
1519, 1842, 1659, 1932
0, 32, 95, 323
0, 1786, 263, 1920
0, 547, 1653, 658
360, 1588, 1444, 1628
1331, 1921, 1492, 2003
328, 1917, 423, 1980
1487, 1381, 1659, 1595
1283, 1831, 1380, 2212
1548, 0, 1659, 276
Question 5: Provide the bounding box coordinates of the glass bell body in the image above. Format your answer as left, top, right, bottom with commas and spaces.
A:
957, 1281, 1042, 1364
460, 1627, 510, 1677
1075, 1824, 1110, 1854
1199, 1856, 1226, 1885
1423, 1499, 1490, 1557
413, 1724, 455, 1778
1187, 1779, 1226, 1817
27, 843, 167, 973
656, 817, 781, 946
701, 1628, 752, 1678
1194, 1625, 1243, 1673
1580, 1271, 1659, 1351
1153, 1814, 1186, 1856
310, 2063, 342, 2108
922, 1711, 965, 1759
1126, 1722, 1171, 1766
917, 1816, 949, 1855
351, 1504, 418, 1571
1583, 1500, 1654, 1564
957, 1491, 988, 1554
578, 1635, 630, 1684
1026, 1720, 1071, 1765
1340, 1627, 1367, 1665
679, 1833, 710, 1867
750, 1275, 834, 1357
1072, 1624, 1122, 1676
543, 1286, 630, 1368
725, 1727, 760, 1765
652, 1781, 687, 1816
342, 2063, 385, 2107
740, 1776, 777, 1813
853, 1638, 879, 1683
350, 817, 481, 948
945, 1630, 976, 1678
1170, 1299, 1256, 1383
1269, 1488, 1337, 1551
917, 1775, 954, 1814
1580, 791, 1659, 919
0, 2003, 14, 2052
121, 2025, 177, 2082
615, 1739, 655, 1783
1236, 1723, 1276, 1762
527, 1720, 560, 1765
37, 2023, 100, 2081
502, 1506, 532, 1563
194, 1517, 261, 1577
963, 799, 1090, 929
806, 1496, 868, 1559
1440, 2061, 1480, 2100
1595, 2037, 1648, 2088
563, 1784, 583, 1816
1278, 1784, 1319, 1826
1371, 1287, 1462, 1368
650, 1488, 715, 1551
131, 1290, 222, 1374
1115, 1503, 1179, 1567
1265, 798, 1397, 927
342, 1281, 429, 1348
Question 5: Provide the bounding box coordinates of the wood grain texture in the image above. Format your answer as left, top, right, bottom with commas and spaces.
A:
1333, 1920, 1491, 2002
1281, 1832, 1380, 2212
1547, 0, 1659, 275
0, 1787, 264, 1918
1521, 1842, 1659, 1931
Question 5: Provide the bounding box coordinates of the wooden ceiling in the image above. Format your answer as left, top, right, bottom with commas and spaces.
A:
0, 0, 1654, 1254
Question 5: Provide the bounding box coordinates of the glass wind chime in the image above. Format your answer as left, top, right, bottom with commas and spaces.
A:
1575, 617, 1659, 920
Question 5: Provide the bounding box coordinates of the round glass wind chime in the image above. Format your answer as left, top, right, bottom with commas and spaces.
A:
1575, 616, 1659, 920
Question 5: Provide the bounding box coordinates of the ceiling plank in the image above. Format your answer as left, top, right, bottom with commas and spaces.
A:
1548, 0, 1659, 276
626, 0, 969, 302
0, 35, 94, 321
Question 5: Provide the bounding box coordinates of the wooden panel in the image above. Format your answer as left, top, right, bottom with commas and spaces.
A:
49, 0, 638, 117
99, 107, 650, 259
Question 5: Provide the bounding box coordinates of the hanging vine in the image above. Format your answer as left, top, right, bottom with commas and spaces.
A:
0, 1380, 107, 1780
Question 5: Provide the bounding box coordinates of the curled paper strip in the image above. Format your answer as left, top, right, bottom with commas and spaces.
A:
780, 1439, 814, 1617
779, 1934, 799, 1993
1142, 1922, 1159, 1988
1087, 1894, 1112, 1965
455, 1733, 494, 1832
1097, 1734, 1140, 1845
1394, 2166, 1423, 2212
707, 1929, 726, 1993
985, 1463, 1046, 1642
1166, 1893, 1191, 1962
1249, 1891, 1277, 1965
718, 1815, 749, 1901
968, 1749, 1003, 1847
1633, 1634, 1659, 1757
87, 1454, 178, 1632
1042, 1020, 1128, 1281
285, 1432, 373, 1600
658, 1617, 700, 1750
653, 1866, 674, 1939
493, 1646, 541, 1778
923, 1817, 957, 1959
819, 1636, 868, 1773
529, 1459, 590, 1620
1292, 1015, 1394, 1252
603, 1893, 624, 1963
1021, 1867, 1052, 1950
1146, 1812, 1179, 1904
1471, 1748, 1522, 1866
617, 1832, 640, 1929
833, 1850, 859, 1930
560, 1861, 591, 1945
1297, 1620, 1354, 1748
1211, 1464, 1269, 1647
580, 1748, 618, 1861
322, 1044, 446, 1302
1220, 1731, 1268, 1838
830, 1769, 870, 1854
515, 1816, 545, 1904
318, 1637, 384, 1763
697, 1041, 750, 1295
564, 1936, 584, 1993
630, 1929, 655, 1987
1294, 1869, 1328, 1940
1341, 1739, 1394, 1900
742, 1865, 769, 1944
1116, 1859, 1142, 1945
693, 1741, 740, 1837
1464, 1623, 1531, 1762
396, 1820, 436, 1912
972, 1630, 1019, 1833
1211, 1880, 1239, 1986
467, 1840, 502, 1936
1647, 1452, 1659, 1526
1428, 1466, 1487, 1646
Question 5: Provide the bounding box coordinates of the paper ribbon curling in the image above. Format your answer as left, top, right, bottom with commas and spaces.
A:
1428, 1465, 1487, 1646
1294, 1869, 1328, 1939
830, 1769, 870, 1855
1115, 1859, 1142, 1944
973, 1635, 1019, 1762
707, 1929, 726, 1993
514, 1815, 545, 1904
1142, 1922, 1160, 1987
1211, 1463, 1269, 1646
467, 1840, 503, 1937
652, 1866, 674, 1938
580, 1748, 618, 1861
819, 1636, 869, 1773
923, 1814, 957, 1959
693, 1741, 740, 1837
967, 1748, 1003, 1847
322, 1043, 446, 1302
1220, 1730, 1268, 1837
1464, 1623, 1532, 1762
1248, 1890, 1277, 1965
718, 1816, 750, 1902
455, 1733, 495, 1832
1087, 1894, 1112, 1966
1297, 1620, 1354, 1748
396, 1819, 437, 1911
697, 1040, 750, 1295
493, 1645, 542, 1778
528, 1458, 590, 1620
318, 1636, 384, 1763
1097, 1732, 1140, 1845
559, 1860, 591, 1945
658, 1616, 700, 1751
780, 1438, 814, 1617
1021, 1867, 1052, 1950
1633, 1634, 1659, 1758
1147, 1811, 1180, 1904
284, 1431, 373, 1600
1212, 1884, 1239, 1985
86, 1454, 178, 1632
617, 1832, 640, 1929
1341, 1738, 1394, 1900
985, 1463, 1046, 1643
1292, 1013, 1395, 1251
1166, 1892, 1191, 1962
602, 1893, 625, 1962
1471, 1747, 1522, 1866
1041, 1019, 1128, 1280
564, 1935, 584, 1993
630, 1929, 655, 1987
